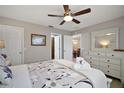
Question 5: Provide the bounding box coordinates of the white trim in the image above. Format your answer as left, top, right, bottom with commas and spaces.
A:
50, 33, 62, 59
21, 28, 24, 64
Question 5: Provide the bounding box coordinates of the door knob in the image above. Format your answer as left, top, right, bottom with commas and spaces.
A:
19, 52, 22, 54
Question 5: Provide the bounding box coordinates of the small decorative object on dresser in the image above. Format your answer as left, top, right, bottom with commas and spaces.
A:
31, 34, 46, 46
113, 49, 124, 52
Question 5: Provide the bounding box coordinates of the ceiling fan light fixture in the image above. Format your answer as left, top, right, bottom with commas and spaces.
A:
64, 15, 73, 21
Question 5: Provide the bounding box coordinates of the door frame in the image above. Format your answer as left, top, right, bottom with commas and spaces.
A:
21, 28, 24, 64
72, 34, 82, 58
50, 33, 62, 59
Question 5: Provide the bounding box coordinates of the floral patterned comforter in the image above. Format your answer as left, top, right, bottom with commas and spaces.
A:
28, 61, 93, 88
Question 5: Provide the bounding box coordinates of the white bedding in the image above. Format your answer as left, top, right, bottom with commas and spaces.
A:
28, 60, 93, 88
0, 65, 32, 88
56, 59, 107, 88
0, 59, 108, 88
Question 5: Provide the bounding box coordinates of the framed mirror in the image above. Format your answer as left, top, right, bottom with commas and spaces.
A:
91, 28, 119, 51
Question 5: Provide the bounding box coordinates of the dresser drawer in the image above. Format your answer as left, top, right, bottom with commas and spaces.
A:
98, 52, 106, 56
99, 58, 106, 62
109, 69, 120, 78
109, 64, 120, 71
99, 62, 108, 68
99, 67, 120, 78
106, 53, 122, 58
89, 52, 98, 56
105, 59, 121, 65
90, 60, 99, 66
89, 52, 105, 56
89, 57, 98, 60
99, 66, 109, 75
84, 56, 90, 62
99, 62, 120, 71
91, 64, 99, 69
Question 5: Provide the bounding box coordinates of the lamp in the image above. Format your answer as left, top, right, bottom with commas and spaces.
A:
0, 40, 5, 49
99, 40, 109, 48
73, 40, 78, 45
64, 15, 73, 22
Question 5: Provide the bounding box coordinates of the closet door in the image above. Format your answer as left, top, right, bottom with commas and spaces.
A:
1, 25, 24, 65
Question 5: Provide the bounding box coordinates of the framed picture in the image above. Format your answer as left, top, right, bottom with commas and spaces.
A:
31, 34, 46, 46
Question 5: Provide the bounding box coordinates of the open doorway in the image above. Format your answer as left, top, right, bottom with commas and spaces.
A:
72, 34, 81, 59
51, 33, 62, 59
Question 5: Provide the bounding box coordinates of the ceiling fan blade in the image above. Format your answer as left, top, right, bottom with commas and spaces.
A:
72, 18, 80, 24
48, 14, 64, 17
59, 20, 65, 25
63, 5, 69, 12
72, 8, 91, 16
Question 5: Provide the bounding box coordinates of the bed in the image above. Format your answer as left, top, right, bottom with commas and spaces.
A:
0, 59, 109, 88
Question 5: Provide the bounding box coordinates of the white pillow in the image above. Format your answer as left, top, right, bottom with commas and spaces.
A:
0, 66, 12, 85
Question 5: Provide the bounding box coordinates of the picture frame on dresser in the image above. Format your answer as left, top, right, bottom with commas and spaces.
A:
31, 34, 46, 46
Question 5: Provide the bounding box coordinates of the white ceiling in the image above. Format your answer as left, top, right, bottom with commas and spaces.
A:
0, 5, 124, 32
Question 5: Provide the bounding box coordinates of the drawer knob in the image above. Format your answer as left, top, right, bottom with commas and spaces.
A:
108, 65, 109, 67
107, 71, 110, 72
107, 60, 110, 62
112, 55, 114, 56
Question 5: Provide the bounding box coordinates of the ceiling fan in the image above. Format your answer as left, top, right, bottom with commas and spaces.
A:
48, 5, 91, 25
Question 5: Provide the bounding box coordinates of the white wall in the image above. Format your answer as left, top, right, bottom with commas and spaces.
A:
1, 16, 124, 63
73, 42, 80, 50
81, 32, 91, 50
0, 17, 71, 64
72, 16, 124, 51
119, 27, 124, 49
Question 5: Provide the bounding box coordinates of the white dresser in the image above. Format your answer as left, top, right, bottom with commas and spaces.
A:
83, 50, 124, 83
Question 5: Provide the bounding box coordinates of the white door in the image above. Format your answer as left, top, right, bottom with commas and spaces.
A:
0, 25, 24, 65
64, 35, 72, 61
54, 36, 60, 59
